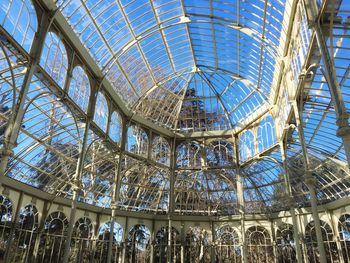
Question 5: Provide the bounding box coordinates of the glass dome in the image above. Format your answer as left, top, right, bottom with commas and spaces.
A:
0, 0, 350, 262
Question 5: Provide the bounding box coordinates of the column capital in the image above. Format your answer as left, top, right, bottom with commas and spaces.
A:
0, 148, 13, 157
304, 173, 316, 186
285, 196, 296, 207
337, 126, 350, 138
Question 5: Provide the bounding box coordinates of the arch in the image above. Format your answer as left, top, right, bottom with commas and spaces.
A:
174, 169, 238, 216
40, 31, 68, 88
0, 194, 12, 223
73, 217, 93, 239
152, 135, 170, 165
94, 92, 108, 132
70, 217, 94, 262
206, 139, 235, 166
7, 85, 82, 196
120, 159, 170, 213
109, 111, 122, 143
339, 214, 350, 262
127, 224, 151, 262
68, 65, 90, 112
257, 115, 277, 152
98, 221, 123, 243
37, 211, 68, 262
242, 157, 286, 214
126, 125, 148, 157
8, 204, 39, 262
185, 226, 211, 262
18, 204, 38, 230
246, 226, 274, 263
215, 226, 240, 262
155, 226, 181, 263
0, 195, 12, 261
305, 220, 339, 263
0, 0, 38, 51
176, 141, 202, 168
44, 211, 68, 234
95, 221, 123, 262
79, 138, 117, 208
239, 130, 255, 162
276, 223, 297, 262
0, 45, 26, 148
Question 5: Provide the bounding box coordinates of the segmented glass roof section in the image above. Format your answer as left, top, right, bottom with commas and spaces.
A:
57, 0, 287, 132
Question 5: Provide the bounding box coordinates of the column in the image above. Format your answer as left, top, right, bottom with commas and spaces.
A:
326, 209, 345, 263
107, 116, 128, 263
122, 217, 129, 263
107, 208, 116, 263
289, 205, 303, 262
62, 74, 98, 262
234, 135, 247, 263
0, 11, 50, 181
33, 200, 49, 261
3, 191, 24, 262
168, 218, 172, 263
304, 0, 350, 165
292, 101, 327, 263
180, 222, 185, 263
167, 137, 177, 263
279, 141, 303, 262
304, 174, 327, 263
150, 219, 155, 263
270, 220, 277, 263
210, 220, 216, 263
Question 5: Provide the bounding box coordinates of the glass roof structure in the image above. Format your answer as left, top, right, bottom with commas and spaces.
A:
0, 0, 350, 219
56, 0, 286, 132
1, 0, 350, 262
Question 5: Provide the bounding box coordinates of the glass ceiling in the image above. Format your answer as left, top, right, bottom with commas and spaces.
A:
56, 0, 287, 132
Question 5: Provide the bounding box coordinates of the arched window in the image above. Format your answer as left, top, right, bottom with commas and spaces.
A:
0, 195, 12, 251
94, 92, 108, 132
206, 140, 234, 166
38, 211, 68, 262
109, 111, 122, 143
276, 223, 297, 262
305, 220, 339, 263
239, 130, 255, 162
9, 88, 81, 194
155, 226, 180, 262
216, 226, 240, 262
246, 226, 274, 262
95, 221, 123, 262
175, 170, 237, 215
71, 217, 94, 262
73, 217, 93, 239
127, 224, 151, 262
176, 141, 202, 168
40, 32, 68, 88
127, 126, 148, 157
339, 214, 350, 262
185, 226, 210, 262
152, 136, 170, 165
44, 211, 68, 235
0, 0, 37, 51
18, 204, 38, 230
98, 221, 123, 243
0, 195, 12, 223
257, 115, 276, 152
0, 48, 21, 145
68, 66, 90, 112
9, 204, 39, 262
